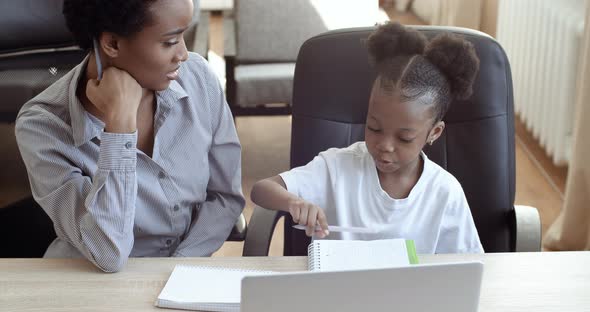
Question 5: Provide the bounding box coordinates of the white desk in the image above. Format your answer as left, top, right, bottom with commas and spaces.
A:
1, 252, 588, 311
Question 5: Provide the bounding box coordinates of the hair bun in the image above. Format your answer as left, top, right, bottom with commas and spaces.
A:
425, 34, 480, 100
368, 22, 427, 66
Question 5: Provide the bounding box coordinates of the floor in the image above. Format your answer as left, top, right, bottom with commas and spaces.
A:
210, 10, 567, 256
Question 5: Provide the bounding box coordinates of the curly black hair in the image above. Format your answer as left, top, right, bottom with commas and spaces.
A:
62, 0, 158, 50
367, 22, 480, 123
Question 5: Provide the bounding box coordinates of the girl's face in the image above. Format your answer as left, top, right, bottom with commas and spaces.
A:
364, 78, 444, 175
106, 0, 193, 91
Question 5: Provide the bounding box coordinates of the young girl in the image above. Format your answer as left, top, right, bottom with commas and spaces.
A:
251, 22, 484, 254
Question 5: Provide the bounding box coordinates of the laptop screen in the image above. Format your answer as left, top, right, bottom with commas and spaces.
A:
241, 261, 483, 312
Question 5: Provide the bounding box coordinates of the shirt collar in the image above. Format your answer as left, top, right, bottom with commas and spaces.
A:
155, 64, 189, 102
68, 55, 104, 147
68, 56, 189, 147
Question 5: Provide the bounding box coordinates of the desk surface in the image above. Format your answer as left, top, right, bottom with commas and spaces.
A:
1, 252, 589, 311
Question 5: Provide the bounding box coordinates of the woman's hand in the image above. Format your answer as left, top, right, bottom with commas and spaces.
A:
86, 67, 143, 133
288, 198, 330, 238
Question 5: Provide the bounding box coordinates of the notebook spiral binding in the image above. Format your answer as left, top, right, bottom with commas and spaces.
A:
307, 242, 321, 271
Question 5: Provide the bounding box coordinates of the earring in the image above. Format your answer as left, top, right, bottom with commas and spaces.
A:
429, 139, 434, 146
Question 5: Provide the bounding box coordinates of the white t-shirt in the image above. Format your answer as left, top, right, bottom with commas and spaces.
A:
280, 142, 484, 254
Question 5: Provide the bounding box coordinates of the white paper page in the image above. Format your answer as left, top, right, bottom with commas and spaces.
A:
313, 239, 410, 271
158, 266, 273, 304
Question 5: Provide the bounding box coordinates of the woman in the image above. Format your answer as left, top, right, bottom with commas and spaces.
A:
15, 0, 244, 272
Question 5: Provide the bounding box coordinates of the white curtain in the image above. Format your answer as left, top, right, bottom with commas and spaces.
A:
543, 2, 590, 251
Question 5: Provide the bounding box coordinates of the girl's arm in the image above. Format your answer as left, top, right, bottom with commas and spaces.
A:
251, 176, 329, 237
251, 176, 293, 213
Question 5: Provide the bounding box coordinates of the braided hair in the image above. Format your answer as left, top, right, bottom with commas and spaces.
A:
367, 22, 480, 123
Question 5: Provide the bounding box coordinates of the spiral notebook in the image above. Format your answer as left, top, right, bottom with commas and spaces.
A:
155, 265, 274, 312
307, 238, 418, 271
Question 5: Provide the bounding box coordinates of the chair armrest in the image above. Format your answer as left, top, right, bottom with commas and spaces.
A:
223, 13, 237, 107
226, 213, 247, 241
513, 205, 542, 252
242, 206, 284, 256
193, 11, 210, 58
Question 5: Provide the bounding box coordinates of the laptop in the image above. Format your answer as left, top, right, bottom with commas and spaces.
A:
241, 261, 483, 312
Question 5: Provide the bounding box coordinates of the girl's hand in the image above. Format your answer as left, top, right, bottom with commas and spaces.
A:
288, 198, 329, 238
86, 67, 143, 133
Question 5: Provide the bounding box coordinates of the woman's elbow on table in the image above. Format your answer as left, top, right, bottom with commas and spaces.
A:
84, 237, 134, 273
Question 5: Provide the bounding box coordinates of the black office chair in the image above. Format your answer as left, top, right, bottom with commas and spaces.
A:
243, 26, 541, 256
0, 0, 84, 258
0, 0, 242, 258
0, 0, 206, 122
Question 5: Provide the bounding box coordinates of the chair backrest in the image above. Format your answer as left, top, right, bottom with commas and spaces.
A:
0, 0, 201, 122
0, 0, 85, 122
284, 26, 516, 255
234, 0, 381, 64
0, 0, 75, 54
0, 0, 81, 257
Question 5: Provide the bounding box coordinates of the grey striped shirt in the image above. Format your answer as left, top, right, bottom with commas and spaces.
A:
15, 53, 245, 272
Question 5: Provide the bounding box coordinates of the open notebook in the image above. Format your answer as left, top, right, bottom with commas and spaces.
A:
308, 238, 418, 271
155, 266, 273, 312
156, 239, 417, 311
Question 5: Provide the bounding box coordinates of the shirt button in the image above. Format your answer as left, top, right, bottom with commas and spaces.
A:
125, 141, 133, 149
173, 204, 180, 212
166, 239, 172, 246
158, 172, 166, 179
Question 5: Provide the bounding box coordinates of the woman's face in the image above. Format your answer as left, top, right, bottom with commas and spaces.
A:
111, 0, 193, 91
364, 78, 442, 175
